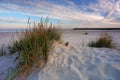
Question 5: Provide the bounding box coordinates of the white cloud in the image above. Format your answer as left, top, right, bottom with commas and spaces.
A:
0, 17, 27, 23
116, 0, 120, 14
0, 0, 104, 22
0, 0, 120, 28
64, 0, 77, 8
89, 0, 120, 19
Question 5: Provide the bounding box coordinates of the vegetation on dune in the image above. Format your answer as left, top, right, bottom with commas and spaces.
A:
6, 18, 62, 80
88, 33, 115, 48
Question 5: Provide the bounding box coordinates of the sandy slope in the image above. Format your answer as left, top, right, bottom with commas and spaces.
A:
27, 42, 120, 80
0, 54, 17, 80
0, 42, 120, 80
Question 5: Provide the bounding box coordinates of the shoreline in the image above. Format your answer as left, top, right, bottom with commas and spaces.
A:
73, 28, 120, 30
0, 31, 120, 49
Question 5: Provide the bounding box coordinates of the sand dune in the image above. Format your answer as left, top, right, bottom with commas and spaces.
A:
28, 42, 120, 80
0, 31, 120, 80
0, 42, 120, 80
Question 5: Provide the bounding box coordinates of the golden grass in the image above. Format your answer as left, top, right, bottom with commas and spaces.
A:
7, 18, 62, 80
88, 33, 115, 48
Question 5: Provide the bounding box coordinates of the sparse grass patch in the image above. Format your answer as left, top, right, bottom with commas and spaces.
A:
7, 18, 62, 80
88, 33, 115, 48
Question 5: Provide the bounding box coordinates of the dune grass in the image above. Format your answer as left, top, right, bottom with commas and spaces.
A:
7, 18, 62, 80
88, 33, 115, 48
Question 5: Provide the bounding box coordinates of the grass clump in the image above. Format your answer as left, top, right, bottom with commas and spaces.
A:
7, 18, 62, 80
88, 33, 115, 48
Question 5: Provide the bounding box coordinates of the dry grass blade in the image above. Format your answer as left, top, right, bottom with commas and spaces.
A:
88, 33, 115, 48
7, 18, 62, 79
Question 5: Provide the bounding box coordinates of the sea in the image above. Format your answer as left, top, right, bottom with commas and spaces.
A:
0, 29, 120, 49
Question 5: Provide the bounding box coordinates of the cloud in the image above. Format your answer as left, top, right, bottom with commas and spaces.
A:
64, 0, 77, 8
0, 17, 27, 23
89, 0, 120, 19
0, 0, 120, 28
0, 0, 104, 22
116, 0, 120, 14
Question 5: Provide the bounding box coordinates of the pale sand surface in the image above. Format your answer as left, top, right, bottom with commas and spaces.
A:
27, 42, 120, 80
0, 32, 120, 80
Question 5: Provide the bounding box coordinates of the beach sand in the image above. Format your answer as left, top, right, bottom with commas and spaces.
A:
0, 32, 120, 80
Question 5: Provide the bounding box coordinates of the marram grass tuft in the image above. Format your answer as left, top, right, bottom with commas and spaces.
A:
88, 33, 115, 48
7, 18, 62, 80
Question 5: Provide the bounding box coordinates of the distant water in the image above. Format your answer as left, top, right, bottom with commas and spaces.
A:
0, 29, 26, 32
0, 29, 120, 49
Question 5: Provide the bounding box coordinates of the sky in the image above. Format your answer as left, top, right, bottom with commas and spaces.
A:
0, 0, 120, 29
